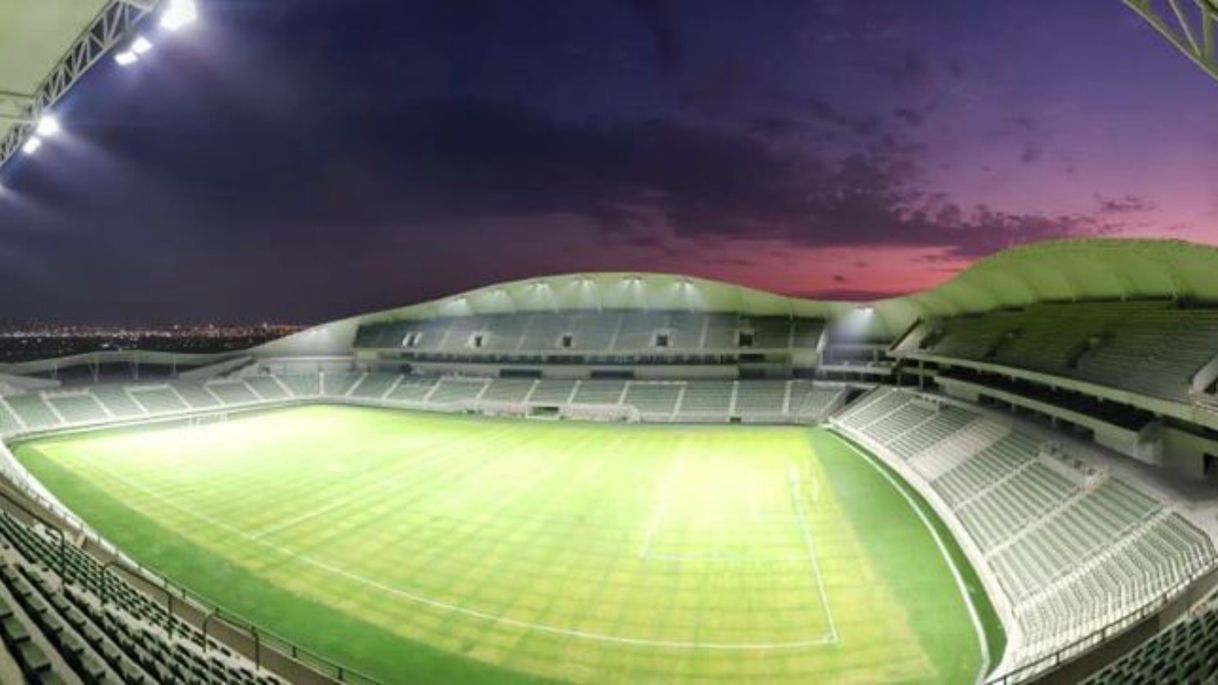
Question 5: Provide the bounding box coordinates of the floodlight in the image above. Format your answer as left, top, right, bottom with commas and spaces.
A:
161, 0, 197, 31
22, 137, 42, 155
132, 36, 153, 55
115, 51, 138, 66
35, 115, 60, 137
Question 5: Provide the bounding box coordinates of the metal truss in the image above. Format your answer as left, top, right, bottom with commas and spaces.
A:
1124, 0, 1218, 84
0, 0, 163, 171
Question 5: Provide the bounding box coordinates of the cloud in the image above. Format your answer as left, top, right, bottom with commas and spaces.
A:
266, 99, 1118, 260
1096, 194, 1156, 214
893, 107, 925, 126
80, 97, 1127, 280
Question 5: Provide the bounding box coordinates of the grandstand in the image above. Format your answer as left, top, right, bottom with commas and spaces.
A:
0, 240, 1212, 683
832, 387, 1214, 674
3, 0, 1215, 679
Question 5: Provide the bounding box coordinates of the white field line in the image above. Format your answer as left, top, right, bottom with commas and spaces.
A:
837, 438, 991, 684
638, 452, 684, 560
247, 482, 384, 542
787, 465, 839, 644
247, 449, 455, 541
92, 461, 837, 651
648, 552, 808, 562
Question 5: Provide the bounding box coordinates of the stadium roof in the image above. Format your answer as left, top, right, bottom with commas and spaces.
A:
0, 0, 162, 171
871, 238, 1218, 323
358, 273, 848, 322
298, 238, 1218, 344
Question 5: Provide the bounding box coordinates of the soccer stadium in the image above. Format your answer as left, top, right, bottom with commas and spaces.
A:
3, 2, 1218, 685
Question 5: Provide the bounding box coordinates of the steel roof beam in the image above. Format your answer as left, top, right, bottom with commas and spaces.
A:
1124, 0, 1218, 83
0, 0, 165, 171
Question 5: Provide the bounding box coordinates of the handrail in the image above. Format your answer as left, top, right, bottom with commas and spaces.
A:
6, 376, 1214, 685
985, 559, 1218, 684
0, 481, 67, 581
0, 462, 382, 684
98, 559, 176, 636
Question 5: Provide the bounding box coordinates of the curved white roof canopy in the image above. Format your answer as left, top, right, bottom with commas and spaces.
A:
260, 238, 1218, 355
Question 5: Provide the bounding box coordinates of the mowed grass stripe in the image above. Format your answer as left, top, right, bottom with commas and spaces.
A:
15, 406, 990, 684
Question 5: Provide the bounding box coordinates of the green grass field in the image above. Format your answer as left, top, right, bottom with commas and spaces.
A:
13, 405, 1001, 684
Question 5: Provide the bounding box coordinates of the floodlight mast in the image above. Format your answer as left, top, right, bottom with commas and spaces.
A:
0, 0, 170, 170
1124, 0, 1218, 83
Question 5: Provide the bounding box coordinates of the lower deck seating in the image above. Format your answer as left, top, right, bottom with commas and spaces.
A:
44, 394, 108, 424
128, 386, 189, 414
733, 381, 786, 418
171, 381, 223, 409
0, 404, 21, 434
89, 386, 145, 418
480, 379, 536, 403
204, 381, 260, 406
348, 373, 397, 400
676, 381, 733, 418
427, 378, 488, 404
275, 374, 320, 398
320, 373, 362, 397
384, 377, 436, 402
832, 387, 1217, 672
244, 376, 290, 401
3, 396, 60, 431
623, 383, 681, 416
0, 373, 846, 440
1083, 594, 1218, 684
0, 510, 279, 685
573, 381, 625, 405
527, 379, 577, 404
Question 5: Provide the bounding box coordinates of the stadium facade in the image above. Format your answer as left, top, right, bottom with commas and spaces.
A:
0, 237, 1213, 683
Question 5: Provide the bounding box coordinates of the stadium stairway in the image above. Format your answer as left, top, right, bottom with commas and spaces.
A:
0, 509, 280, 685
831, 386, 1218, 675
0, 374, 851, 440
1083, 593, 1218, 684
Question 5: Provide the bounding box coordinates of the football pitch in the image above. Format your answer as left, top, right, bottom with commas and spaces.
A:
13, 405, 1002, 684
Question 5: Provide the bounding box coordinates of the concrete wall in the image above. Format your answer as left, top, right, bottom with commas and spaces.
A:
937, 375, 1146, 463
1159, 424, 1218, 481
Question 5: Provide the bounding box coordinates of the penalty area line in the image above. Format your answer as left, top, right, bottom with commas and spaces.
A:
787, 465, 839, 645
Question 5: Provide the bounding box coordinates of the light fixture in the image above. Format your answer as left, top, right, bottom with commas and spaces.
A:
35, 115, 59, 137
132, 36, 153, 55
22, 137, 42, 155
161, 0, 198, 31
115, 51, 138, 66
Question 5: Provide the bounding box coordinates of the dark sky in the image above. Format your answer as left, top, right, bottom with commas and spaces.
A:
0, 0, 1215, 325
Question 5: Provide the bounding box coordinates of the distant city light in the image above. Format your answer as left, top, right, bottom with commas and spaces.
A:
21, 137, 41, 155
132, 36, 154, 55
161, 0, 198, 31
35, 115, 60, 137
115, 51, 138, 66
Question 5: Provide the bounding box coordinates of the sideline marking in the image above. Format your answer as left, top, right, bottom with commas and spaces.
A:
834, 433, 992, 684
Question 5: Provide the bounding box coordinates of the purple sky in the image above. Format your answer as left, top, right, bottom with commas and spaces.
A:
0, 0, 1215, 324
